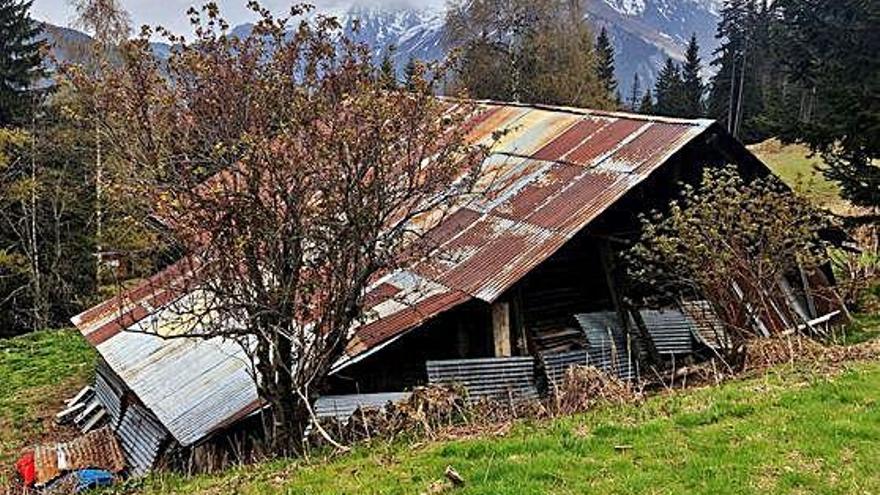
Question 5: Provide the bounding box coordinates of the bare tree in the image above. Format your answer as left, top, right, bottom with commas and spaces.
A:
68, 2, 488, 453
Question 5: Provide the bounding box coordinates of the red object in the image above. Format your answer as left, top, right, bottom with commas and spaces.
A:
16, 451, 36, 486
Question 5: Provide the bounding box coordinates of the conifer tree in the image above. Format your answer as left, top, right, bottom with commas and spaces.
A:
654, 57, 685, 117
446, 0, 611, 109
681, 34, 705, 118
0, 0, 44, 125
629, 72, 641, 111
639, 88, 655, 114
403, 57, 418, 91
707, 0, 769, 142
596, 27, 617, 102
378, 44, 398, 90
772, 0, 880, 207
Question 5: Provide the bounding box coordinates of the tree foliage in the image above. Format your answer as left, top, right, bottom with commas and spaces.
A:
681, 34, 705, 118
0, 0, 44, 125
444, 0, 612, 109
69, 2, 489, 452
654, 57, 685, 117
771, 0, 880, 208
0, 91, 100, 336
627, 166, 834, 357
595, 27, 617, 103
638, 88, 654, 114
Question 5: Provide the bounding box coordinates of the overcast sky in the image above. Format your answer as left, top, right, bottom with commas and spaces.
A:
32, 0, 444, 37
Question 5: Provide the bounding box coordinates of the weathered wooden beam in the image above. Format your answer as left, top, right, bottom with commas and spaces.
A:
492, 301, 512, 357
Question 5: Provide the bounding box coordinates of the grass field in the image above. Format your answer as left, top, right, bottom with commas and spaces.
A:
2, 327, 879, 494
0, 330, 94, 483
137, 357, 880, 495
749, 139, 856, 216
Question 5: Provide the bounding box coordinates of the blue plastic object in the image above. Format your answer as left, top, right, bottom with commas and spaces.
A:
74, 469, 114, 492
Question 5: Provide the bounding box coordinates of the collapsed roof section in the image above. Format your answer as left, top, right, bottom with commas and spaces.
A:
71, 101, 715, 447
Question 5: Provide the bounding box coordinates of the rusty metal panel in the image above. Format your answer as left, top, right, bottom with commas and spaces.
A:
348, 288, 471, 354
532, 118, 611, 162
566, 119, 647, 166
598, 123, 691, 173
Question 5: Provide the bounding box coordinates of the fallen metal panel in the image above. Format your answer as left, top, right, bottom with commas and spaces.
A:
96, 327, 258, 447
575, 312, 638, 381
540, 349, 590, 389
314, 392, 411, 422
639, 309, 696, 355
680, 300, 730, 350
93, 373, 122, 428
116, 401, 168, 478
426, 357, 539, 402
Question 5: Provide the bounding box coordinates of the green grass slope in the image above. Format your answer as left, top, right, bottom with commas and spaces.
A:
0, 330, 94, 482
142, 359, 880, 495
749, 139, 861, 217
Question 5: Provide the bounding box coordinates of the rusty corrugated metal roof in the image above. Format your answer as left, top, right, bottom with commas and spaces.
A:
350, 102, 711, 355
71, 101, 714, 447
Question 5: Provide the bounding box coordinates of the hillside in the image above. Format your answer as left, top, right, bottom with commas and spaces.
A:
0, 331, 94, 484
3, 328, 880, 493
142, 357, 880, 494
749, 139, 865, 217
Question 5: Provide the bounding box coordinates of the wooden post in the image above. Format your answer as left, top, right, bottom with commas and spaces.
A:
492, 301, 512, 357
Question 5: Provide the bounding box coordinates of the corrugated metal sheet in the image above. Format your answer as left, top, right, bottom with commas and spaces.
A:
639, 309, 696, 355
93, 368, 123, 427
116, 402, 168, 477
314, 392, 411, 422
680, 300, 730, 350
71, 101, 714, 448
426, 357, 540, 402
540, 349, 590, 388
575, 312, 638, 381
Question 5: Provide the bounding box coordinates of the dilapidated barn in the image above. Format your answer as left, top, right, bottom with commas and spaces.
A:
69, 101, 841, 476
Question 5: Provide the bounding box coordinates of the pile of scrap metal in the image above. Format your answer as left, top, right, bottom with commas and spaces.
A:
15, 428, 123, 493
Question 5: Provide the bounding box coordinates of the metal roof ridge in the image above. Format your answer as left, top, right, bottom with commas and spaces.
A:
438, 96, 717, 128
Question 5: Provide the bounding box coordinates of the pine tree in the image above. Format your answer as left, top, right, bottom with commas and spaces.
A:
707, 0, 769, 142
681, 34, 705, 118
0, 0, 44, 125
654, 57, 685, 117
629, 73, 641, 111
378, 44, 398, 90
772, 0, 880, 207
403, 57, 418, 91
596, 27, 617, 101
639, 88, 655, 114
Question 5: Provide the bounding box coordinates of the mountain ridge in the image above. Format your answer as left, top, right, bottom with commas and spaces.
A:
39, 0, 720, 101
